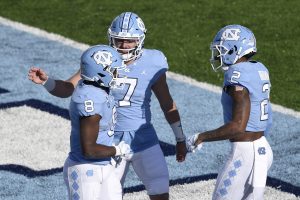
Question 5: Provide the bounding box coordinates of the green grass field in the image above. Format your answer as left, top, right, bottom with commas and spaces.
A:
1, 0, 299, 111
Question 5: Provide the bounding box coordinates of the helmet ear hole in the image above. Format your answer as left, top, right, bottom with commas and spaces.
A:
112, 69, 118, 78
234, 45, 238, 52
228, 45, 238, 55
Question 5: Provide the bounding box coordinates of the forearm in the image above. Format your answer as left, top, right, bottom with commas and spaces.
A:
49, 80, 76, 98
43, 69, 81, 98
196, 122, 243, 144
152, 75, 185, 142
163, 102, 180, 124
82, 144, 116, 159
196, 86, 250, 144
163, 103, 186, 142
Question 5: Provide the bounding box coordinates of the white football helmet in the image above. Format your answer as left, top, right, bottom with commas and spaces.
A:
210, 24, 257, 71
108, 12, 147, 61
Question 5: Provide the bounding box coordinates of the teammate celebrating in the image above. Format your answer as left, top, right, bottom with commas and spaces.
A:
64, 45, 130, 200
187, 25, 273, 200
28, 12, 187, 200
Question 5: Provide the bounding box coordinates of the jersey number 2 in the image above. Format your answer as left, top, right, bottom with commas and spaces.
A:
261, 83, 270, 121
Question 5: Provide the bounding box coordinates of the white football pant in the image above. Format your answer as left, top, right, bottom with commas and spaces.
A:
63, 157, 122, 200
212, 136, 273, 200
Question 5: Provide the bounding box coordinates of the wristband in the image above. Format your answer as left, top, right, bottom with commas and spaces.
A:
42, 77, 56, 92
114, 146, 121, 156
170, 121, 186, 142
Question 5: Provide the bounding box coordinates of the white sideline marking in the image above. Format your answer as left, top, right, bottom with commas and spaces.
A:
1, 16, 299, 119
0, 106, 70, 170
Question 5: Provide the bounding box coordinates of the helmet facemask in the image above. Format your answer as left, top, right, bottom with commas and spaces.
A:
109, 35, 145, 62
210, 44, 230, 72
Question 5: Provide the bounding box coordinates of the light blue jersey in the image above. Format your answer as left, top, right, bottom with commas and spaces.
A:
111, 49, 168, 152
221, 61, 272, 133
69, 80, 115, 164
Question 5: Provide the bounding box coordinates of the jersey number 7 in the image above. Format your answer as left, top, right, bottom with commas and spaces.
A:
115, 77, 138, 107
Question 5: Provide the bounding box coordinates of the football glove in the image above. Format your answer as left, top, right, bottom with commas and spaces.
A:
112, 141, 133, 167
114, 141, 131, 157
186, 134, 203, 153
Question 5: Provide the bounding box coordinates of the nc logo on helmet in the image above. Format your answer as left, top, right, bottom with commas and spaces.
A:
221, 28, 241, 41
92, 51, 113, 66
136, 18, 146, 32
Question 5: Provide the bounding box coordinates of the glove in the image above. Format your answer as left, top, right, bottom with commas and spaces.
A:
112, 141, 132, 167
114, 141, 132, 157
186, 134, 203, 153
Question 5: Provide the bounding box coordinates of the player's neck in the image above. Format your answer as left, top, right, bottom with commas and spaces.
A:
83, 80, 109, 94
125, 59, 135, 66
236, 57, 248, 64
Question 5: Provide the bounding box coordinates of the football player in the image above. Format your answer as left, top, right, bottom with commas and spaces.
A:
63, 45, 131, 200
187, 25, 273, 200
28, 12, 187, 200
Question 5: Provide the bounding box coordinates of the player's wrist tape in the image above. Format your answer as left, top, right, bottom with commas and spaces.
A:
42, 76, 56, 92
114, 146, 122, 156
171, 121, 186, 142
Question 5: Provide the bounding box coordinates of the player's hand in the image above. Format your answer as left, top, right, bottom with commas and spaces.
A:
28, 66, 48, 84
114, 141, 132, 157
176, 141, 187, 162
186, 134, 203, 153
